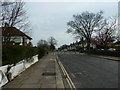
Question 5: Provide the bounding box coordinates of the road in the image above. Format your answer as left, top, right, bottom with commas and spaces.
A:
58, 54, 118, 88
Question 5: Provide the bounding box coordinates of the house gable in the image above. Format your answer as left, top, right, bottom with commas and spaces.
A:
2, 26, 32, 46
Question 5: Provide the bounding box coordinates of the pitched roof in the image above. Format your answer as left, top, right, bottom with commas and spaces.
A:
2, 27, 32, 40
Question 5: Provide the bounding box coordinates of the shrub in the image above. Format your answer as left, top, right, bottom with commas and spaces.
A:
2, 45, 38, 65
37, 44, 49, 59
85, 49, 120, 57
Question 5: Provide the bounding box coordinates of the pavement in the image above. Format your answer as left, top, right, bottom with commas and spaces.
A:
79, 53, 120, 61
91, 54, 120, 61
2, 53, 64, 89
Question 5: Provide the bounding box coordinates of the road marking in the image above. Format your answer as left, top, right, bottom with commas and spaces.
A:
71, 73, 76, 78
59, 61, 73, 89
56, 55, 76, 90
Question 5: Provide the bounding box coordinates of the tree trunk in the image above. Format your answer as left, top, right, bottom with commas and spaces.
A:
87, 43, 90, 50
86, 39, 91, 51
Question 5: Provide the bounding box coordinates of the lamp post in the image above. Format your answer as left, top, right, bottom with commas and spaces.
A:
118, 1, 120, 41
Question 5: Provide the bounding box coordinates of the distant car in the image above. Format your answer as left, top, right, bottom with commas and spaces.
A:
79, 48, 84, 53
101, 49, 104, 51
63, 49, 67, 52
108, 48, 116, 51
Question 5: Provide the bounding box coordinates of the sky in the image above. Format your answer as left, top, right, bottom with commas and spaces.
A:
26, 1, 118, 48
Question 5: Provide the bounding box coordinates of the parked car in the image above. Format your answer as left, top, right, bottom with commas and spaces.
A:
79, 48, 84, 53
108, 48, 116, 51
101, 49, 104, 51
62, 49, 67, 52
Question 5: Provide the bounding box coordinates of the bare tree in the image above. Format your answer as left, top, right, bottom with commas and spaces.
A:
48, 36, 57, 45
37, 39, 48, 46
94, 17, 117, 48
1, 0, 32, 33
67, 11, 105, 50
1, 0, 32, 44
48, 36, 57, 51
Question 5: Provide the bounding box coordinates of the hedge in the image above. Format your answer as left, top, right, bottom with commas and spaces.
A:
37, 44, 49, 59
2, 45, 38, 65
84, 49, 120, 57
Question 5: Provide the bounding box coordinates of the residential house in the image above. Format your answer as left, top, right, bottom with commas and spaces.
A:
2, 26, 32, 46
114, 41, 120, 51
114, 41, 120, 46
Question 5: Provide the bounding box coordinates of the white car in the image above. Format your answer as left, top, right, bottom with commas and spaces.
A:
108, 48, 116, 51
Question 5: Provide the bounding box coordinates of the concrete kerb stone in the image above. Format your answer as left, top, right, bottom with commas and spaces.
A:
56, 55, 76, 89
55, 56, 64, 88
79, 53, 120, 61
94, 55, 120, 61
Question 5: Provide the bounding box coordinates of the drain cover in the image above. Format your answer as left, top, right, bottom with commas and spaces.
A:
62, 75, 67, 78
42, 72, 56, 76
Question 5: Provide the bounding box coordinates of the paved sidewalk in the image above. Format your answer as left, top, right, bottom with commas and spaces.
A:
93, 55, 120, 61
2, 53, 64, 89
79, 53, 120, 61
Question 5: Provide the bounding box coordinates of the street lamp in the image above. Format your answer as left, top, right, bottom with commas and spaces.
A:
118, 1, 120, 41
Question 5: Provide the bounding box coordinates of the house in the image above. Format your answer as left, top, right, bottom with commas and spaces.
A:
114, 41, 120, 51
2, 26, 32, 46
114, 41, 120, 46
58, 39, 88, 51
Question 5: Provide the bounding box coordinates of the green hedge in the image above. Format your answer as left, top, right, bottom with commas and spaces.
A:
37, 44, 49, 59
2, 45, 38, 65
84, 49, 120, 57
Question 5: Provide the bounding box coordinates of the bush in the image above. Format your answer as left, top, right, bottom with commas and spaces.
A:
2, 45, 38, 65
37, 44, 49, 59
85, 49, 120, 57
114, 45, 120, 51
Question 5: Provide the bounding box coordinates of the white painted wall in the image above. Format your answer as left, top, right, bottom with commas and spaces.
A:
0, 55, 38, 88
10, 36, 21, 43
3, 36, 31, 45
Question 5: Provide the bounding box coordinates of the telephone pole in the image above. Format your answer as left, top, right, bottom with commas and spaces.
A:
118, 1, 120, 41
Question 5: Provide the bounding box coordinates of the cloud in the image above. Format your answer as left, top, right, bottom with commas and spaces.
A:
27, 2, 117, 47
25, 0, 119, 2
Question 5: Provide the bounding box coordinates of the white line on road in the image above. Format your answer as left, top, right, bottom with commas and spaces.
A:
56, 55, 76, 90
71, 73, 76, 78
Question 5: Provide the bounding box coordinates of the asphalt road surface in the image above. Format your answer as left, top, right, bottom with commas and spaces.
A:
58, 54, 118, 88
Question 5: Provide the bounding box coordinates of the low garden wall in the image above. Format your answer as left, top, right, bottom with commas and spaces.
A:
0, 55, 38, 87
0, 44, 49, 88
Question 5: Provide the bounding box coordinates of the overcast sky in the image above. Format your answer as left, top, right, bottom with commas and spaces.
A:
26, 1, 118, 48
